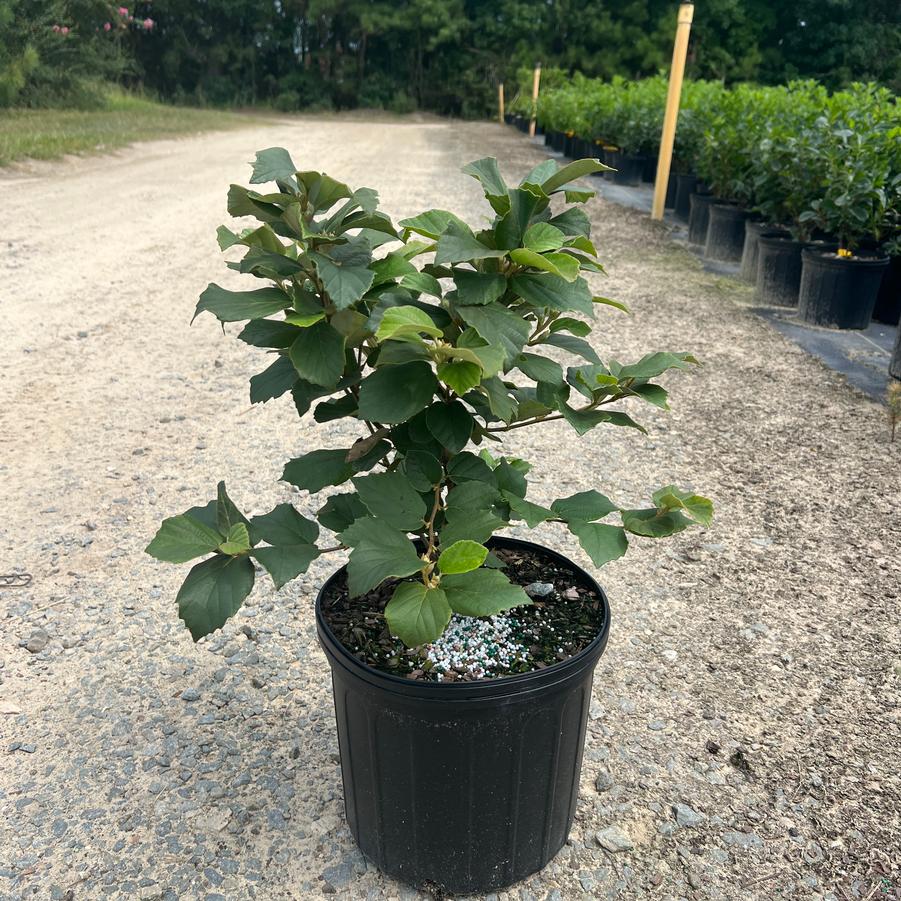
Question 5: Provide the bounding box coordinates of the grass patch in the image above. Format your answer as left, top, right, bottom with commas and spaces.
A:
0, 89, 253, 167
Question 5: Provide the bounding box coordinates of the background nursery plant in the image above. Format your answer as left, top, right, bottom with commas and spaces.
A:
146, 148, 712, 661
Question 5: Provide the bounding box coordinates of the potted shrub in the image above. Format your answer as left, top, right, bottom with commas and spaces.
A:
146, 150, 712, 894
797, 89, 894, 329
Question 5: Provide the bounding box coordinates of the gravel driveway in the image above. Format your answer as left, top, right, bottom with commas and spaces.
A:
1, 114, 899, 901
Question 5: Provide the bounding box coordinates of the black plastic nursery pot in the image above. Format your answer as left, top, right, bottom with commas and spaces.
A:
704, 204, 752, 263
316, 536, 611, 895
611, 153, 644, 186
872, 256, 901, 326
674, 174, 700, 220
891, 328, 901, 380
798, 250, 889, 329
641, 154, 657, 183
755, 234, 806, 306
739, 221, 784, 283
664, 171, 678, 209
687, 192, 719, 246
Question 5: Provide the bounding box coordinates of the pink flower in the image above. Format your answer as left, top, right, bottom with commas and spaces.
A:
103, 22, 111, 31
118, 6, 128, 16
142, 17, 154, 29
52, 24, 60, 31
61, 26, 69, 34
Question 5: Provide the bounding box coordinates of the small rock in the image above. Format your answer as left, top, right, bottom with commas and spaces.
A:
180, 689, 200, 702
595, 770, 614, 792
673, 803, 705, 828
687, 872, 701, 889
705, 739, 720, 754
25, 629, 49, 654
722, 830, 763, 850
596, 825, 634, 852
563, 587, 579, 600
525, 582, 555, 598
77, 330, 89, 338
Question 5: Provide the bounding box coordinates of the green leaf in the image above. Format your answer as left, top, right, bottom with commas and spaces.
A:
502, 492, 555, 528
542, 158, 607, 193
249, 356, 297, 404
615, 352, 699, 380
509, 249, 579, 281
564, 188, 595, 204
314, 394, 357, 423
297, 171, 352, 212
552, 490, 618, 523
550, 207, 591, 237
441, 569, 531, 617
344, 522, 423, 596
541, 332, 601, 363
375, 305, 443, 342
456, 328, 507, 376
398, 209, 468, 240
146, 514, 223, 564
250, 147, 297, 185
312, 253, 375, 310
238, 319, 300, 349
515, 352, 565, 386
621, 508, 693, 537
288, 321, 346, 388
353, 472, 427, 531
218, 522, 251, 555
253, 544, 319, 590
317, 493, 368, 533
438, 540, 489, 575
496, 188, 543, 248
435, 220, 508, 266
549, 317, 592, 337
593, 296, 630, 313
400, 271, 443, 297
454, 270, 507, 306
426, 401, 473, 453
401, 450, 443, 492
651, 486, 714, 526
282, 449, 353, 492
520, 159, 559, 187
357, 360, 438, 424
481, 376, 518, 422
523, 222, 566, 252
457, 303, 531, 365
195, 284, 290, 323
385, 583, 452, 646
631, 384, 669, 409
284, 311, 325, 328
511, 273, 594, 315
447, 452, 497, 485
569, 521, 629, 567
176, 555, 255, 641
437, 360, 482, 395
252, 503, 319, 545
461, 158, 508, 205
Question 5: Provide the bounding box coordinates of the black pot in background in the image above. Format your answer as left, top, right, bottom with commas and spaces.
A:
612, 153, 644, 186
664, 171, 678, 208
890, 327, 901, 380
688, 193, 719, 246
740, 221, 786, 283
674, 174, 700, 220
798, 250, 889, 329
755, 235, 810, 306
704, 204, 753, 262
563, 134, 575, 158
316, 536, 611, 895
641, 154, 658, 183
872, 256, 901, 325
550, 131, 564, 152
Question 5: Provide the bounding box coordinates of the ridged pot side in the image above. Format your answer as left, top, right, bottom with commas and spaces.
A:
315, 536, 611, 895
704, 204, 752, 263
798, 251, 889, 329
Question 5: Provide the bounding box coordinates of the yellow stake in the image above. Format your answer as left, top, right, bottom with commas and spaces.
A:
498, 82, 505, 125
652, 3, 694, 220
529, 63, 542, 138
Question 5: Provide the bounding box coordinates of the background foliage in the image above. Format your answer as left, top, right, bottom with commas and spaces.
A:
2, 0, 899, 113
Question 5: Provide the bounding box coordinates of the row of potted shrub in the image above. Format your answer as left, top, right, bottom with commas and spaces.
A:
507, 74, 900, 331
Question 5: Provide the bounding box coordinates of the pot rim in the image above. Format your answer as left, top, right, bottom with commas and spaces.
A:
315, 535, 611, 701
801, 248, 890, 267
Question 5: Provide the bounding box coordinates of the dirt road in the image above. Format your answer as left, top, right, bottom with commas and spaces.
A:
1, 114, 898, 900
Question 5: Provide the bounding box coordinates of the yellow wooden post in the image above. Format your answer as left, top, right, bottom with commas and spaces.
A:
498, 83, 505, 125
528, 63, 542, 137
651, 2, 694, 220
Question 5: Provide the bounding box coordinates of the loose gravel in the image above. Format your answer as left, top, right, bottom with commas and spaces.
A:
1, 113, 899, 900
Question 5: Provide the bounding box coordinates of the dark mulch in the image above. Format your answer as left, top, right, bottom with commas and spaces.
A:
320, 543, 607, 682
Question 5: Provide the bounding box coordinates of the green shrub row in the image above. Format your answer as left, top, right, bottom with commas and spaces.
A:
524, 75, 900, 250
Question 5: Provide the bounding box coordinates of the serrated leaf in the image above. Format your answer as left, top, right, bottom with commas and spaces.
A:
253, 544, 319, 590
252, 504, 319, 545
344, 522, 423, 596
435, 220, 508, 266
195, 284, 290, 323
502, 492, 554, 527
446, 452, 497, 485
176, 555, 255, 641
631, 383, 669, 409
353, 472, 427, 531
375, 305, 443, 342
146, 514, 223, 564
621, 508, 694, 537
454, 270, 507, 306
401, 450, 443, 492
238, 319, 301, 349
569, 521, 628, 566
437, 360, 482, 395
438, 540, 489, 575
249, 356, 297, 404
250, 147, 297, 185
218, 522, 251, 555
288, 321, 346, 388
523, 222, 566, 252
282, 449, 353, 492
317, 493, 368, 533
426, 401, 474, 453
312, 253, 375, 310
357, 360, 439, 424
511, 273, 594, 314
385, 583, 452, 646
441, 569, 531, 617
456, 303, 531, 365
552, 490, 618, 522
651, 487, 713, 526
